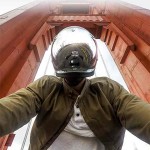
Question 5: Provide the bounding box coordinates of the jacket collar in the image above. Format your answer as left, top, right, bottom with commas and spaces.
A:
62, 78, 90, 98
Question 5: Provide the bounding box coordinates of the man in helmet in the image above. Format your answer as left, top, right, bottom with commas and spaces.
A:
0, 26, 150, 150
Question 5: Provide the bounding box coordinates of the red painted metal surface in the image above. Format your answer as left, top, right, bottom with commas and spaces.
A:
99, 0, 150, 102
0, 1, 50, 149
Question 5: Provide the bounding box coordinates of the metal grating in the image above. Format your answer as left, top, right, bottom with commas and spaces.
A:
47, 15, 104, 22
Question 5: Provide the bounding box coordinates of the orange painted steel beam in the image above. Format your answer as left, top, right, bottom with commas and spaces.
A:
0, 1, 50, 148
99, 0, 150, 102
0, 135, 9, 150
100, 24, 150, 102
29, 22, 53, 62
106, 23, 136, 64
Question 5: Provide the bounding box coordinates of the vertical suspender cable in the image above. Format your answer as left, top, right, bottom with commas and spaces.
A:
95, 45, 110, 78
20, 120, 32, 150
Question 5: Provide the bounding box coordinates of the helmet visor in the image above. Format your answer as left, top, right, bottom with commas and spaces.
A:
51, 26, 97, 60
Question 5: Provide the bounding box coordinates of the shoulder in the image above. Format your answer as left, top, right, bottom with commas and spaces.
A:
27, 75, 63, 89
89, 77, 124, 94
26, 75, 63, 99
89, 77, 129, 103
35, 75, 62, 83
90, 76, 116, 85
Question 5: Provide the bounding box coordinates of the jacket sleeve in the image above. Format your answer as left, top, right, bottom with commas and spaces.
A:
0, 75, 51, 137
106, 78, 150, 144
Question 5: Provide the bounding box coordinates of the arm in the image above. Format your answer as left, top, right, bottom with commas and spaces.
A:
0, 75, 52, 137
106, 78, 150, 144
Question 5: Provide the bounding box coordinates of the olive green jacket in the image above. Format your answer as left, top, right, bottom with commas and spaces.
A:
0, 75, 150, 150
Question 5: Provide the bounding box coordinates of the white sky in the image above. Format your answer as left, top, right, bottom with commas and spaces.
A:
121, 0, 150, 10
0, 0, 37, 15
0, 0, 149, 149
0, 0, 150, 15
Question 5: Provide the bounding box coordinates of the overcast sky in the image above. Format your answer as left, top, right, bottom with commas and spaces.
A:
0, 0, 150, 15
0, 0, 150, 149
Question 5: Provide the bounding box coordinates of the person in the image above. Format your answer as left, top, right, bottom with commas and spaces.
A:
0, 26, 150, 150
